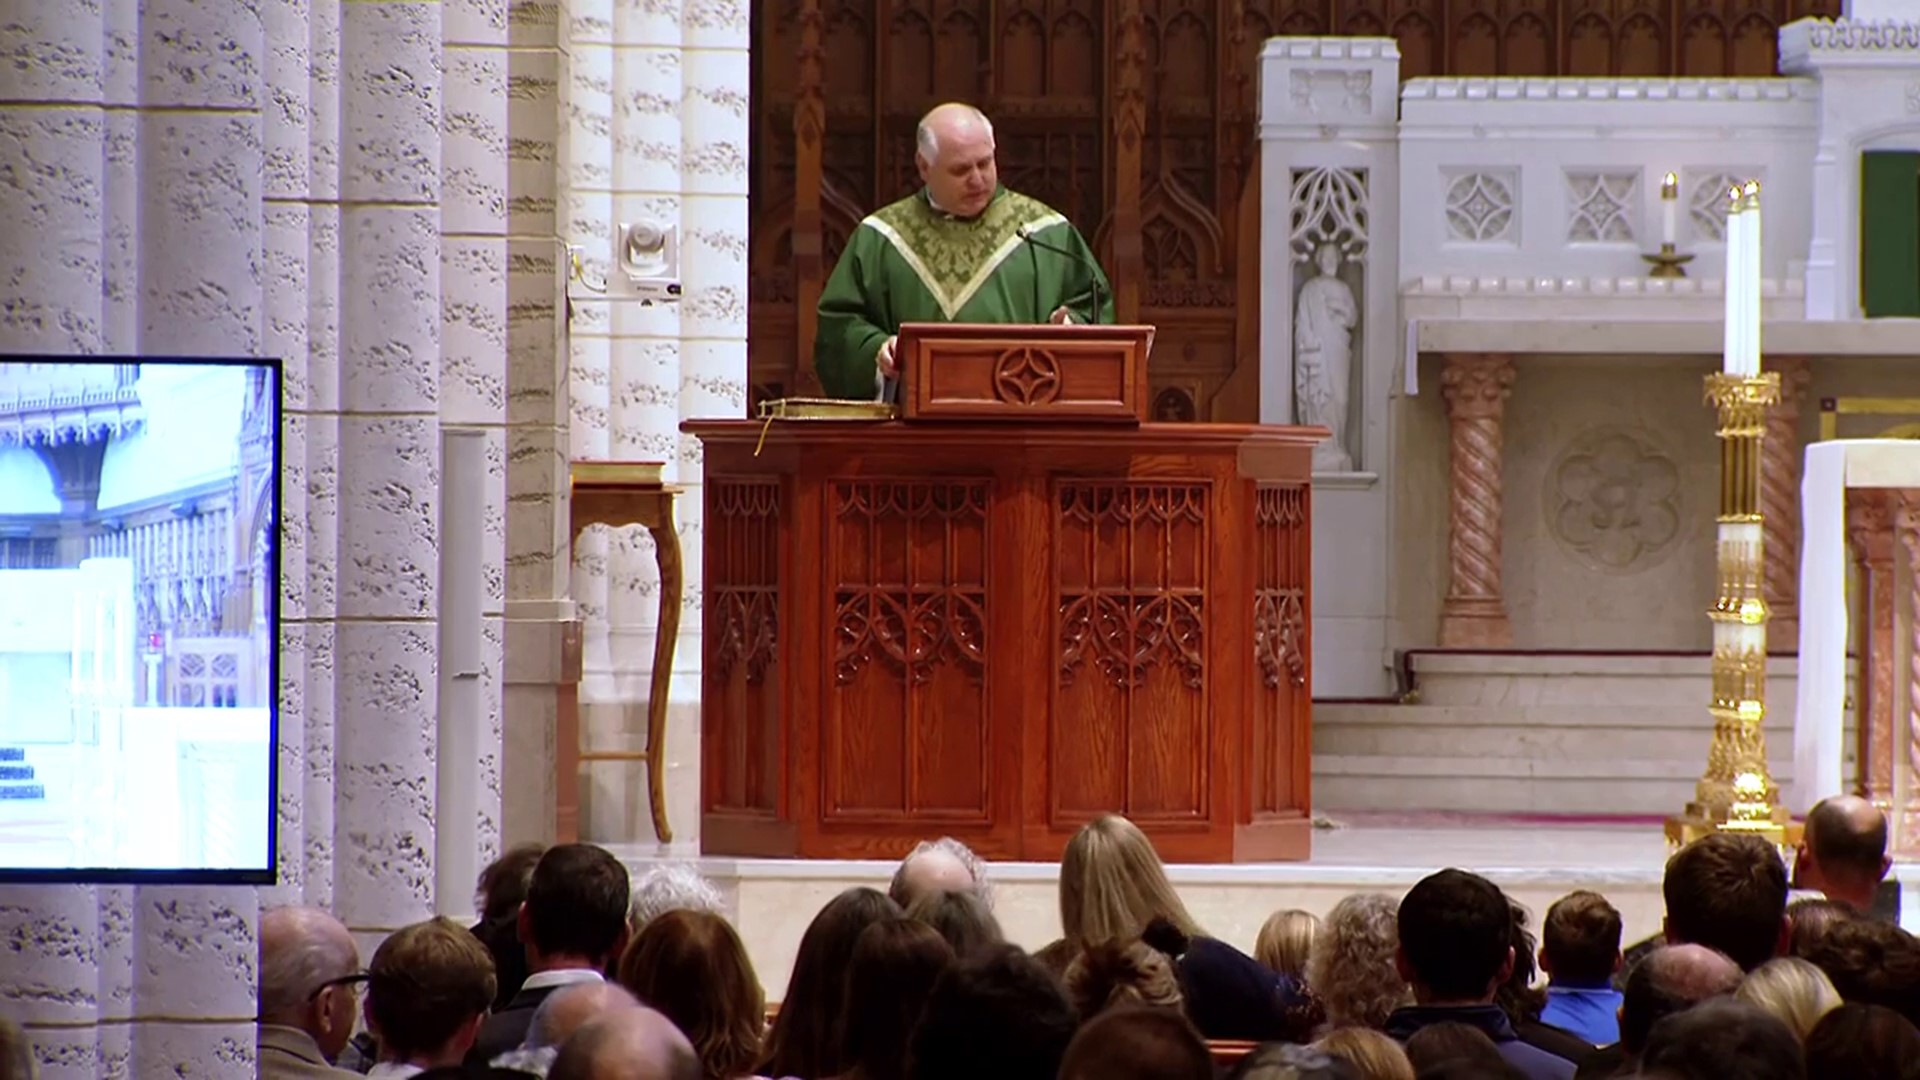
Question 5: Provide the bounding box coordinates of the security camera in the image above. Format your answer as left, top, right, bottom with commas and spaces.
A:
564, 220, 683, 305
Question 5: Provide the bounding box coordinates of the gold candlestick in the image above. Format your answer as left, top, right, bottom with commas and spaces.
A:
1667, 372, 1799, 849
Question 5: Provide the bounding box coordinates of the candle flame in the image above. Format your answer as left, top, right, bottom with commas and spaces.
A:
1743, 179, 1760, 197
1662, 171, 1679, 198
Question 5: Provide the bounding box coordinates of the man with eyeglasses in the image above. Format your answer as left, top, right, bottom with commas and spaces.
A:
258, 906, 364, 1079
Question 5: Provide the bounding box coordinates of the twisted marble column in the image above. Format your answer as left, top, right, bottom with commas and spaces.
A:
1761, 356, 1812, 645
1848, 491, 1896, 810
1439, 353, 1516, 648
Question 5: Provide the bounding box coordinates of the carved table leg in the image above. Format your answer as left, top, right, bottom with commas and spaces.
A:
643, 506, 684, 845
1762, 357, 1812, 645
1439, 353, 1516, 648
1849, 492, 1896, 811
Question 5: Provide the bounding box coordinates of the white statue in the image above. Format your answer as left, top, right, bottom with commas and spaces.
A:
1294, 242, 1357, 472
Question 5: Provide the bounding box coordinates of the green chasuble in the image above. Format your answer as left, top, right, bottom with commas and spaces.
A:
814, 186, 1116, 399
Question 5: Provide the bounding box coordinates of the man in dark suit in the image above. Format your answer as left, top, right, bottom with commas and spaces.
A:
467, 843, 632, 1064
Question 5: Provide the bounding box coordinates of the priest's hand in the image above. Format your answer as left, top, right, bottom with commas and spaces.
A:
877, 335, 899, 377
1049, 306, 1074, 325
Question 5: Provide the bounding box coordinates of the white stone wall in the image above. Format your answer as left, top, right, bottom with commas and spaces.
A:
559, 0, 749, 848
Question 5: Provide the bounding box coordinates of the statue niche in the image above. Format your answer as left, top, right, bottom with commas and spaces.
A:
1288, 166, 1368, 474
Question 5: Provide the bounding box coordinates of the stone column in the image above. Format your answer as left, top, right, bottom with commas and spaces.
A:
1438, 353, 1516, 649
1894, 490, 1920, 855
1762, 356, 1812, 646
334, 0, 443, 946
1850, 490, 1896, 811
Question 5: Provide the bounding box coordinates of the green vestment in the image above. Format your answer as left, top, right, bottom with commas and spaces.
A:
814, 186, 1116, 400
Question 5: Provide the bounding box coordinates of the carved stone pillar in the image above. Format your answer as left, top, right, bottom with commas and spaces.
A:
1762, 357, 1812, 645
1895, 491, 1920, 854
1848, 491, 1896, 811
1439, 353, 1517, 648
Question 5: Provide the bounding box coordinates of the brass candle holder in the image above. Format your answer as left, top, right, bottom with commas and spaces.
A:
1666, 372, 1799, 849
1642, 243, 1694, 279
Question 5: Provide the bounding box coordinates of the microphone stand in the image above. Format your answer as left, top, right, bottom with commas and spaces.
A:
1017, 225, 1106, 324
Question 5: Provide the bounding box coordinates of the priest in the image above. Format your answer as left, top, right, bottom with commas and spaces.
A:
814, 102, 1116, 400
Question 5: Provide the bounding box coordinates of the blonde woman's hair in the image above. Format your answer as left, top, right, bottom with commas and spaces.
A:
1060, 815, 1201, 948
1307, 892, 1410, 1031
1735, 956, 1842, 1042
1313, 1026, 1416, 1080
1062, 938, 1184, 1020
1258, 908, 1321, 979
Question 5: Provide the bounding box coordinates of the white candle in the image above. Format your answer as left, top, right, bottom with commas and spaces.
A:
1661, 172, 1679, 246
1746, 181, 1763, 375
1722, 184, 1742, 375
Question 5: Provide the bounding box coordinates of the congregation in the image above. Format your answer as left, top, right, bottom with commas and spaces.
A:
208, 799, 1920, 1080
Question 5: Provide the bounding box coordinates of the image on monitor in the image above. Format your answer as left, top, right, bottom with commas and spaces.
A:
0, 358, 279, 884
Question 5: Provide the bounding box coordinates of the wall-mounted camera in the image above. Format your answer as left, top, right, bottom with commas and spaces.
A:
565, 220, 683, 305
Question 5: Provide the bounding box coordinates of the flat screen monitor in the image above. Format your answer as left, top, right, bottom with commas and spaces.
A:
0, 357, 279, 884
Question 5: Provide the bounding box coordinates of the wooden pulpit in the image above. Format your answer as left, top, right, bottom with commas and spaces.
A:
688, 323, 1323, 863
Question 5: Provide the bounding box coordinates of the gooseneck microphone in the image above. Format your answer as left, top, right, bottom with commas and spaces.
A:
1016, 224, 1106, 325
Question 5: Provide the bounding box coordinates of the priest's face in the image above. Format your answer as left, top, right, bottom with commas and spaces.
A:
919, 125, 997, 219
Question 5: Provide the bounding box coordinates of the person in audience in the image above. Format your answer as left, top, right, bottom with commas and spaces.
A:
1225, 1043, 1356, 1080
258, 906, 364, 1080
473, 843, 546, 1008
1057, 1005, 1212, 1080
547, 1007, 701, 1080
363, 916, 498, 1077
628, 863, 727, 934
491, 982, 642, 1078
617, 910, 765, 1080
759, 887, 898, 1080
1497, 898, 1592, 1064
1571, 944, 1742, 1080
1802, 1001, 1920, 1079
1383, 869, 1575, 1080
1635, 998, 1804, 1080
1537, 891, 1623, 1046
1052, 813, 1310, 1041
1786, 897, 1853, 959
1062, 937, 1184, 1020
472, 844, 633, 1063
1402, 1022, 1523, 1079
1258, 909, 1320, 981
1309, 893, 1410, 1032
837, 918, 954, 1080
1663, 833, 1789, 972
1733, 956, 1841, 1043
906, 944, 1077, 1080
1313, 1027, 1416, 1080
1793, 795, 1891, 913
903, 889, 1001, 959
887, 838, 992, 911
1801, 914, 1920, 1026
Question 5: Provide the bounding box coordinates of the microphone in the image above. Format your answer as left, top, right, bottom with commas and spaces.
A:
1016, 224, 1106, 325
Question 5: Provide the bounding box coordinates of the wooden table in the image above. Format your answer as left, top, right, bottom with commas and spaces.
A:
557, 463, 683, 844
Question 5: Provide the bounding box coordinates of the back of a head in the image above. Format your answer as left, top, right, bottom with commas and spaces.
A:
1543, 889, 1622, 986
760, 886, 898, 1080
1397, 869, 1511, 1001
1619, 944, 1744, 1054
530, 982, 642, 1049
1313, 1026, 1416, 1080
1805, 795, 1890, 889
627, 862, 725, 932
1804, 1002, 1920, 1080
1060, 814, 1199, 948
1802, 916, 1920, 1026
1733, 956, 1842, 1042
1402, 1021, 1508, 1076
477, 842, 547, 922
0, 1015, 32, 1080
841, 918, 955, 1080
367, 916, 498, 1061
258, 905, 359, 1024
907, 944, 1077, 1080
1062, 937, 1183, 1020
526, 843, 632, 964
1058, 1004, 1210, 1080
1662, 833, 1788, 971
889, 838, 990, 910
904, 888, 1003, 958
1226, 1043, 1357, 1080
1639, 998, 1805, 1080
1786, 897, 1853, 959
1308, 893, 1408, 1030
616, 908, 763, 1080
548, 1007, 701, 1080
1257, 909, 1321, 980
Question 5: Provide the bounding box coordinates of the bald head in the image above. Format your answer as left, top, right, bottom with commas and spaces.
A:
258, 906, 358, 1021
914, 103, 997, 219
1803, 796, 1890, 907
548, 1007, 700, 1080
529, 982, 641, 1049
1621, 945, 1744, 1054
891, 848, 980, 910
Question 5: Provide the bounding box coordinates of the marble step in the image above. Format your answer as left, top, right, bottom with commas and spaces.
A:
1315, 705, 1789, 762
1313, 757, 1766, 816
1407, 652, 1808, 712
